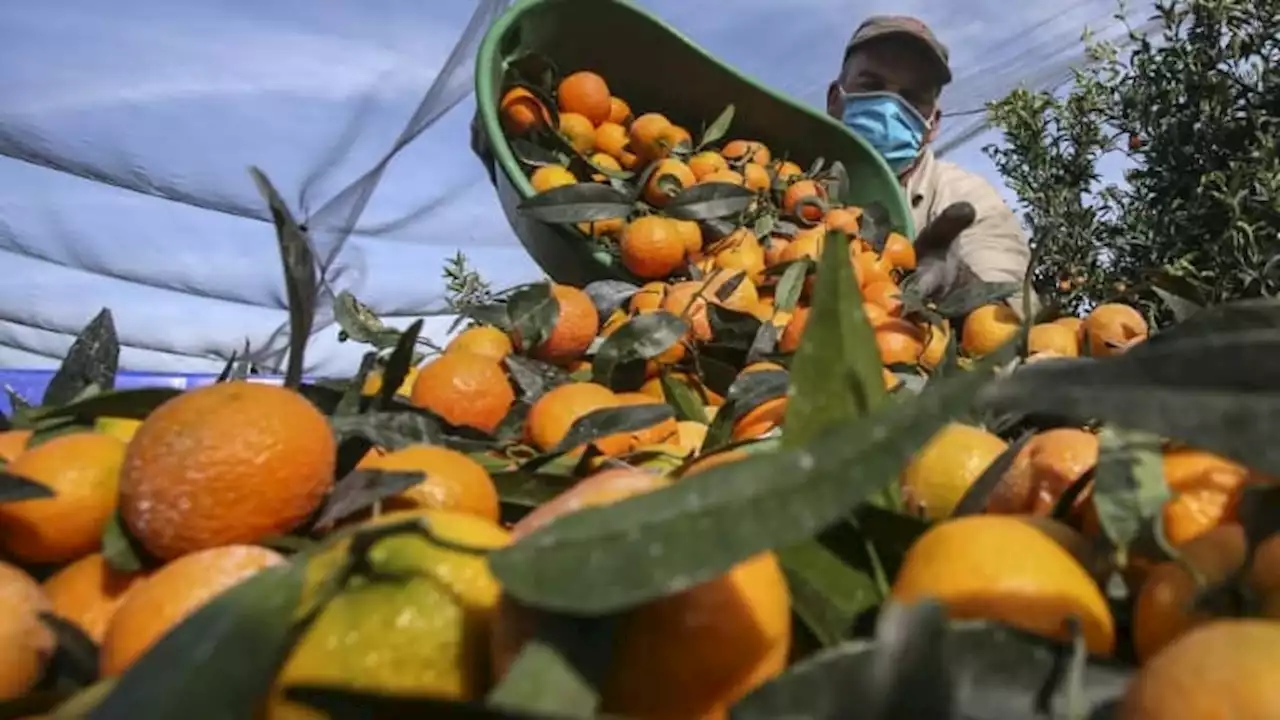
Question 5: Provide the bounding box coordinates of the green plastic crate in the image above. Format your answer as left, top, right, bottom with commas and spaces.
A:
474, 0, 915, 287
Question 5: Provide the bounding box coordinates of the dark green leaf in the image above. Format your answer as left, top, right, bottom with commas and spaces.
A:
591, 312, 687, 389
335, 353, 378, 417
511, 137, 566, 168
492, 468, 578, 509
697, 105, 735, 149
285, 687, 564, 719
1236, 484, 1280, 557
774, 261, 809, 313
1091, 426, 1168, 554
508, 283, 560, 355
866, 600, 955, 719
663, 183, 754, 221
43, 309, 119, 407
582, 280, 639, 324
707, 305, 763, 350
312, 470, 426, 532
753, 214, 776, 237
505, 356, 572, 402
776, 541, 879, 647
784, 230, 884, 447
487, 614, 616, 719
935, 282, 1021, 319
950, 432, 1032, 517
488, 362, 994, 614
454, 303, 514, 333
101, 512, 149, 573
5, 389, 34, 429
976, 329, 1280, 475
1151, 287, 1202, 324
517, 184, 631, 224
824, 161, 851, 203
550, 404, 675, 455
377, 319, 423, 410
701, 369, 789, 451
251, 167, 317, 390
0, 471, 54, 502
40, 612, 100, 688
1145, 297, 1279, 347
89, 561, 305, 720
746, 323, 780, 364
658, 372, 709, 423
332, 291, 400, 348
330, 411, 443, 450
858, 202, 891, 252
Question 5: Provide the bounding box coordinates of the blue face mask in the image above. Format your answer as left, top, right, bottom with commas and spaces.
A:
838, 90, 929, 174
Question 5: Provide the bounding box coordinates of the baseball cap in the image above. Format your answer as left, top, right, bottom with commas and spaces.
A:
846, 16, 952, 85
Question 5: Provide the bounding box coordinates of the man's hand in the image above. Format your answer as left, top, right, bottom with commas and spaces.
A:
904, 201, 980, 303
471, 108, 498, 185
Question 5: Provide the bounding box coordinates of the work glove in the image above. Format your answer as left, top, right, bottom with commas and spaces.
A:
902, 201, 981, 305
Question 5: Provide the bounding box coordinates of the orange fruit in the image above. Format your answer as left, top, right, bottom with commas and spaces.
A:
629, 112, 673, 161
620, 215, 685, 280
710, 228, 766, 282
557, 111, 595, 154
961, 303, 1021, 357
588, 151, 622, 180
672, 219, 703, 257
499, 87, 550, 135
892, 515, 1115, 654
882, 367, 903, 391
629, 281, 668, 313
643, 158, 696, 207
594, 122, 633, 165
661, 281, 713, 342
852, 251, 894, 287
356, 444, 500, 523
0, 428, 31, 462
730, 363, 788, 441
824, 207, 861, 235
410, 351, 515, 435
119, 382, 334, 561
778, 306, 810, 354
1160, 448, 1260, 546
657, 124, 693, 154
720, 140, 771, 166
492, 468, 791, 719
698, 168, 745, 186
446, 325, 514, 362
763, 236, 790, 267
526, 283, 601, 365
742, 162, 770, 192
578, 215, 625, 239
987, 428, 1097, 516
1053, 316, 1084, 336
0, 431, 126, 564
638, 372, 724, 407
862, 280, 903, 316
42, 553, 145, 644
529, 165, 576, 193
674, 421, 709, 456
0, 560, 55, 701
1027, 322, 1080, 357
881, 232, 917, 271
774, 160, 804, 183
556, 71, 611, 126
610, 392, 680, 450
524, 382, 618, 454
1082, 303, 1149, 357
782, 179, 827, 222
900, 422, 1009, 520
100, 544, 284, 676
1119, 619, 1280, 719
688, 151, 729, 179
875, 319, 926, 366
918, 320, 951, 370
608, 96, 632, 126
702, 268, 760, 315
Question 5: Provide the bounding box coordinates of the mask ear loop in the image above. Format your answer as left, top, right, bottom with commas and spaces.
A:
836, 89, 931, 129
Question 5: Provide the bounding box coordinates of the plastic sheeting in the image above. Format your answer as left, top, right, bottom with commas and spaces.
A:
0, 0, 1152, 377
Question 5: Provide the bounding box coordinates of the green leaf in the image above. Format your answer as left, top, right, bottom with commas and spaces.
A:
89, 561, 305, 720
43, 309, 119, 408
776, 541, 879, 646
976, 326, 1280, 475
488, 362, 995, 615
508, 283, 560, 355
706, 305, 763, 350
334, 354, 377, 417
784, 230, 884, 447
696, 104, 735, 149
5, 388, 35, 429
377, 319, 423, 410
935, 281, 1021, 319
251, 167, 317, 390
487, 614, 616, 719
865, 600, 956, 718
332, 291, 401, 348
101, 512, 149, 573
505, 355, 572, 402
591, 311, 687, 389
1091, 426, 1168, 554
1145, 297, 1279, 347
39, 612, 101, 688
510, 137, 566, 168
284, 687, 560, 719
582, 280, 639, 324
549, 404, 675, 455
663, 182, 754, 221
517, 183, 632, 224
311, 470, 427, 532
0, 471, 54, 502
330, 410, 444, 449
658, 371, 709, 423
824, 161, 851, 203
1151, 286, 1202, 324
773, 261, 809, 313
701, 369, 788, 453
491, 468, 578, 510
857, 202, 891, 251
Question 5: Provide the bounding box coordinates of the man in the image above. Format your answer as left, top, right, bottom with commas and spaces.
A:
830, 16, 1036, 316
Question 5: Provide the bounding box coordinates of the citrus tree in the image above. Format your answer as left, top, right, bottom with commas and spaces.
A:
984, 0, 1280, 322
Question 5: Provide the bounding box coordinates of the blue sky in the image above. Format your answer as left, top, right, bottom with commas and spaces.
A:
0, 0, 1148, 375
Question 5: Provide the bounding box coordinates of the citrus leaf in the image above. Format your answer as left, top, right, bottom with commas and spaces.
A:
0, 471, 54, 502
976, 327, 1280, 475
39, 612, 100, 688
731, 619, 1133, 720
5, 389, 34, 429
865, 600, 955, 719
1144, 296, 1279, 346
950, 432, 1034, 517
591, 312, 687, 389
697, 104, 735, 149
658, 372, 708, 423
663, 183, 754, 221
43, 309, 119, 408
505, 356, 572, 402
492, 469, 578, 510
582, 280, 640, 324
510, 137, 566, 168
858, 202, 891, 251
517, 184, 632, 224
250, 167, 316, 390
701, 369, 788, 453
934, 281, 1021, 319
1151, 287, 1202, 324
377, 319, 423, 410
825, 161, 851, 203
334, 353, 377, 417
101, 512, 149, 573
487, 614, 616, 719
776, 541, 879, 647
550, 404, 675, 455
332, 291, 400, 348
488, 362, 995, 614
508, 283, 559, 354
784, 230, 884, 448
311, 470, 426, 532
707, 305, 763, 350
329, 410, 444, 449
773, 260, 809, 313
284, 687, 564, 719
1091, 426, 1168, 554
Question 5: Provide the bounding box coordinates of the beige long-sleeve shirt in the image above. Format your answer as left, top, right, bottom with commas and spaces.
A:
904, 149, 1039, 318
